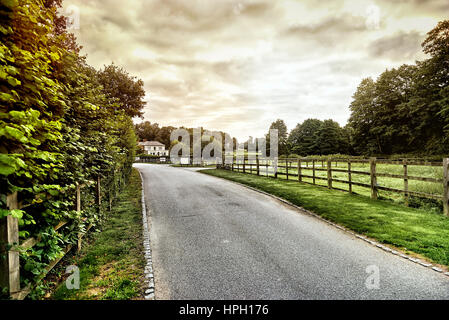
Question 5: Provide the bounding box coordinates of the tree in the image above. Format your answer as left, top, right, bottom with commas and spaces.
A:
288, 119, 322, 155
348, 20, 449, 156
135, 121, 161, 141
98, 64, 146, 118
315, 120, 344, 155
0, 0, 139, 294
266, 119, 288, 156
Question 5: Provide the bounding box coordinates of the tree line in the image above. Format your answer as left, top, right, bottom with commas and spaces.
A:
135, 121, 238, 157
1, 0, 145, 295
266, 20, 449, 157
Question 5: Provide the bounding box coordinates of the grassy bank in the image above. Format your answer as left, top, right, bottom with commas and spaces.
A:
200, 169, 449, 267
235, 160, 443, 211
50, 168, 145, 300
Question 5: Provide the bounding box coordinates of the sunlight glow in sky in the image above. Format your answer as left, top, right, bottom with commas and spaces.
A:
63, 0, 448, 141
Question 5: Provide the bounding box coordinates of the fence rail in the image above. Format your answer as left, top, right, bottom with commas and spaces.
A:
0, 173, 121, 300
218, 156, 449, 216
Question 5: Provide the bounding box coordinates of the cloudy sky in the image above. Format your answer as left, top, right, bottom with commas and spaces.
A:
62, 0, 448, 141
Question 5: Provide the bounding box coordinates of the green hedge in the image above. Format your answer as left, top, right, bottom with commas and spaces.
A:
0, 0, 140, 298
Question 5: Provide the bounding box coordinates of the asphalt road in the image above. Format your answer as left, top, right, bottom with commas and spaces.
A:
134, 164, 449, 300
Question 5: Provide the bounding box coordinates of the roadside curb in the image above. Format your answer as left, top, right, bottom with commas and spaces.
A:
138, 170, 156, 300
202, 171, 449, 279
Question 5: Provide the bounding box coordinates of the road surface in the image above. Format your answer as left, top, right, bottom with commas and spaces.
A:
134, 163, 449, 300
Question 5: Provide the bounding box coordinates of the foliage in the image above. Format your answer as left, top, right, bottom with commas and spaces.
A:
135, 121, 175, 147
0, 0, 141, 298
266, 119, 288, 156
98, 64, 146, 119
51, 169, 144, 300
286, 119, 351, 156
348, 20, 449, 156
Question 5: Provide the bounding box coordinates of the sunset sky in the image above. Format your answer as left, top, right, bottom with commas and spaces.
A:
62, 0, 449, 141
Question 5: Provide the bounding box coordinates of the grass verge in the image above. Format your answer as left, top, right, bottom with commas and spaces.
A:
50, 168, 145, 300
200, 169, 449, 267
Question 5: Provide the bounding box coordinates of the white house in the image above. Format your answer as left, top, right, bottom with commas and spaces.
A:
138, 141, 169, 156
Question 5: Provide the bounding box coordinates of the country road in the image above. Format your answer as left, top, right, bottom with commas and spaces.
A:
134, 164, 449, 300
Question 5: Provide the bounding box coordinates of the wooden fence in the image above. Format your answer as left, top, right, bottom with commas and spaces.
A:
0, 173, 124, 300
218, 157, 449, 216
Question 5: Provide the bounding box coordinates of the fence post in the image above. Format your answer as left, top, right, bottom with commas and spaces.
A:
327, 158, 332, 189
348, 159, 352, 194
109, 188, 112, 212
312, 159, 316, 185
266, 160, 269, 177
298, 159, 302, 182
286, 160, 289, 180
443, 158, 449, 216
256, 155, 260, 176
243, 156, 246, 174
403, 160, 409, 206
370, 157, 378, 200
75, 185, 82, 252
96, 176, 101, 213
0, 192, 20, 297
274, 157, 278, 179
75, 185, 81, 212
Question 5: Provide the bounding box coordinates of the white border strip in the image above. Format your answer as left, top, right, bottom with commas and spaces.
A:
138, 170, 156, 300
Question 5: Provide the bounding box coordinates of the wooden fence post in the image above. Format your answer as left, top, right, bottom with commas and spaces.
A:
348, 159, 352, 194
75, 185, 81, 212
96, 176, 101, 212
298, 159, 302, 182
109, 188, 112, 212
370, 157, 378, 200
312, 159, 316, 185
75, 185, 82, 252
443, 158, 449, 216
266, 160, 269, 177
327, 159, 332, 189
243, 157, 246, 174
403, 160, 409, 206
0, 192, 20, 297
286, 160, 289, 180
274, 157, 278, 179
256, 156, 260, 176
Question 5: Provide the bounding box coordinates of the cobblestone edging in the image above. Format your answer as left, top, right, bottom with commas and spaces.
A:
138, 171, 155, 300
208, 173, 449, 279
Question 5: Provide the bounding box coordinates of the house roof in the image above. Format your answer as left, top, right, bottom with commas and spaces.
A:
139, 141, 165, 146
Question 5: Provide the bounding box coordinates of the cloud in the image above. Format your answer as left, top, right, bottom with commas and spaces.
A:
284, 14, 369, 37
63, 0, 447, 140
368, 31, 425, 61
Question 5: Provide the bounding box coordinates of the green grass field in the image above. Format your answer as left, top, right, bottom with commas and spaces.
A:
201, 168, 449, 267
232, 159, 444, 212
50, 169, 145, 300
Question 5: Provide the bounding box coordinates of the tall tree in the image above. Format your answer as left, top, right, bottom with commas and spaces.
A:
98, 64, 146, 118
267, 119, 288, 156
348, 20, 449, 156
288, 119, 322, 155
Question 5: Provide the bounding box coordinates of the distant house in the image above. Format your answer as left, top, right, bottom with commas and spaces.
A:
138, 140, 169, 156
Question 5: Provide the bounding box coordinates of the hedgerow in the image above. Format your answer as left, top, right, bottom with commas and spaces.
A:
0, 0, 143, 298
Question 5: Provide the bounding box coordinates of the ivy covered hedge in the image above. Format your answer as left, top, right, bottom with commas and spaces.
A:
0, 0, 144, 297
